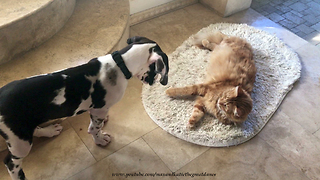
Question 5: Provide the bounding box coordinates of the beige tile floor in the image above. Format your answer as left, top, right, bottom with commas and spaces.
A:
1, 3, 320, 180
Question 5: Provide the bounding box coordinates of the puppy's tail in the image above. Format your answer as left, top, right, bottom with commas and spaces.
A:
192, 31, 227, 50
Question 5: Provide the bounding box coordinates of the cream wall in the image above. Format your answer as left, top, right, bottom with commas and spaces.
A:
200, 0, 252, 17
129, 0, 176, 14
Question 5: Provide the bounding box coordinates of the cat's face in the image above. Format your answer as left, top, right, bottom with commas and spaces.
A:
218, 86, 253, 123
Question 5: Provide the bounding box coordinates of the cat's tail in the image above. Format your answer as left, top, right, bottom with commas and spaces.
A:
192, 31, 227, 50
166, 84, 207, 97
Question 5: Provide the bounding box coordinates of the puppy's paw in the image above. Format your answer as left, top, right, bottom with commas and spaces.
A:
103, 115, 109, 125
93, 132, 111, 146
51, 124, 63, 136
34, 124, 63, 137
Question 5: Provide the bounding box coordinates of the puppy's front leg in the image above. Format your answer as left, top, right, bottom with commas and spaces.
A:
88, 108, 111, 146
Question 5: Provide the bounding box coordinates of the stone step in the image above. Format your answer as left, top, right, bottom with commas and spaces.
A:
0, 0, 129, 152
0, 0, 76, 64
0, 0, 130, 65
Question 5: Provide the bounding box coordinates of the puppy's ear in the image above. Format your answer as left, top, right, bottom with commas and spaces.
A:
148, 51, 162, 64
158, 53, 168, 85
149, 51, 166, 72
148, 52, 168, 85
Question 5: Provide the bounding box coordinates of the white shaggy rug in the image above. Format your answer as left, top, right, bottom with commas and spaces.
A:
142, 23, 301, 147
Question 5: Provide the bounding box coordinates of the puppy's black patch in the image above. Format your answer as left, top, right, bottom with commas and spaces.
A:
121, 36, 157, 55
91, 80, 106, 108
4, 153, 14, 171
12, 155, 21, 159
156, 58, 165, 72
145, 63, 157, 85
0, 129, 8, 140
18, 169, 26, 180
76, 110, 86, 115
0, 58, 102, 141
107, 69, 118, 86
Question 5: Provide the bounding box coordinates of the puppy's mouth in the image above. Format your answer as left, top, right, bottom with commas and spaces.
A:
139, 73, 159, 85
137, 53, 169, 86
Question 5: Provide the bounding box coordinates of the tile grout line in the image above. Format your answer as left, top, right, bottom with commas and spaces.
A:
257, 120, 315, 180
95, 125, 160, 162
141, 127, 211, 175
172, 147, 210, 175
64, 137, 143, 180
66, 118, 99, 163
256, 136, 312, 180
140, 133, 175, 174
63, 133, 154, 179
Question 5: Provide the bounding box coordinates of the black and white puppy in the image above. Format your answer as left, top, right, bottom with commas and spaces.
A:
0, 36, 169, 180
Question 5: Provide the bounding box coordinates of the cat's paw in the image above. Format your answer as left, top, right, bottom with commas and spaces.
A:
165, 88, 175, 96
187, 119, 197, 130
202, 39, 216, 51
187, 123, 196, 130
188, 116, 201, 130
202, 39, 210, 48
220, 118, 233, 125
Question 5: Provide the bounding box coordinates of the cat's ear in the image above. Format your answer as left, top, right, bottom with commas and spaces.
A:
235, 86, 244, 97
234, 107, 243, 117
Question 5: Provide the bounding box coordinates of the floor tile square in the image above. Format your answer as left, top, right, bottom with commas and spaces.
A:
289, 2, 309, 12
143, 128, 209, 172
0, 129, 96, 180
176, 136, 308, 180
68, 79, 158, 161
259, 111, 320, 179
107, 138, 177, 180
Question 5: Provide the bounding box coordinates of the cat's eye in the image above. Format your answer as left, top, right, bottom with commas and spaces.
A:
223, 104, 228, 110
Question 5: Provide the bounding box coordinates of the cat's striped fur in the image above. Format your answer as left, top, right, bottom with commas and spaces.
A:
166, 31, 256, 128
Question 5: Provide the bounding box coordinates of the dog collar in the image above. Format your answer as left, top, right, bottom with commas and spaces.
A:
112, 51, 132, 79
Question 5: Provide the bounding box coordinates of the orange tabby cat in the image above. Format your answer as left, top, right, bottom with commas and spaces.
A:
166, 31, 256, 129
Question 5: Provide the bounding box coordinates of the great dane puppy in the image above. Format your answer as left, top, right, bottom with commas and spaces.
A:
0, 36, 169, 180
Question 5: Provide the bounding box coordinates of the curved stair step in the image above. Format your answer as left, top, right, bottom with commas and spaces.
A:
0, 0, 130, 152
0, 0, 76, 64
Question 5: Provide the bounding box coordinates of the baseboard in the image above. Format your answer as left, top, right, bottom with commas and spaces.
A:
130, 0, 198, 26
